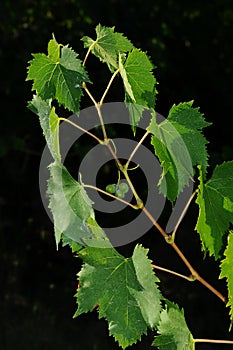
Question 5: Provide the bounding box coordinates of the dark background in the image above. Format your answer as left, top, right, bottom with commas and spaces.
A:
0, 0, 233, 349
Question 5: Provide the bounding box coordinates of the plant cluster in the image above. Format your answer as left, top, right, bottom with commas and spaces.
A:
26, 24, 233, 349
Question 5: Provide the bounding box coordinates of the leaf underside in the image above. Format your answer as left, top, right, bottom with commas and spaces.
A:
47, 162, 108, 248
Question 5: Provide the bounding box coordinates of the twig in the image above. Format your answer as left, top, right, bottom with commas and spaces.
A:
83, 184, 138, 210
194, 339, 233, 344
99, 69, 120, 106
142, 205, 227, 303
151, 264, 195, 282
82, 83, 98, 107
96, 104, 108, 140
59, 118, 102, 144
171, 189, 198, 241
82, 83, 108, 140
82, 41, 96, 66
125, 130, 150, 169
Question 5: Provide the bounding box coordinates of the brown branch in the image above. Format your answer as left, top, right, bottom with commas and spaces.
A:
142, 205, 227, 303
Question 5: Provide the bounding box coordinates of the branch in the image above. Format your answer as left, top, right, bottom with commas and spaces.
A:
99, 69, 120, 106
82, 83, 108, 140
82, 41, 96, 66
83, 184, 138, 210
171, 189, 198, 241
80, 74, 227, 305
151, 264, 195, 282
125, 130, 150, 169
142, 206, 227, 303
82, 82, 98, 107
59, 118, 102, 144
96, 104, 108, 140
194, 339, 233, 345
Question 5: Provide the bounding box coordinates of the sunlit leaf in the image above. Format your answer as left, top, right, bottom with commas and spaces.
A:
28, 95, 60, 161
47, 162, 107, 248
27, 36, 90, 112
220, 231, 233, 324
153, 302, 195, 350
147, 102, 210, 202
75, 244, 162, 349
82, 24, 133, 71
196, 161, 233, 258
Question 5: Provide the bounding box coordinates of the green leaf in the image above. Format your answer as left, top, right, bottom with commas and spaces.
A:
167, 101, 211, 177
220, 231, 233, 324
153, 302, 195, 350
47, 162, 107, 248
82, 24, 133, 71
49, 107, 60, 160
75, 244, 162, 349
129, 245, 162, 328
26, 37, 90, 113
61, 234, 84, 254
28, 95, 61, 161
126, 103, 146, 134
147, 112, 192, 202
120, 49, 156, 109
147, 102, 210, 202
119, 53, 135, 102
195, 161, 233, 258
48, 34, 60, 61
119, 49, 157, 131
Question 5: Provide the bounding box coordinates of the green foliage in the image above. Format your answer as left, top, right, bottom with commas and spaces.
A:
196, 161, 233, 258
147, 101, 210, 202
26, 24, 233, 349
153, 302, 195, 349
27, 36, 90, 113
119, 49, 157, 131
74, 244, 161, 349
220, 231, 233, 324
28, 95, 60, 161
119, 49, 156, 108
82, 24, 133, 71
167, 101, 210, 177
47, 162, 107, 248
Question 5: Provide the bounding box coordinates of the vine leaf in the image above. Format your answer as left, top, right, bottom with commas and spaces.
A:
130, 244, 162, 328
74, 244, 162, 349
61, 234, 84, 254
167, 101, 211, 177
153, 302, 195, 350
26, 36, 90, 113
147, 101, 210, 202
120, 49, 156, 108
28, 95, 61, 161
195, 161, 233, 259
220, 231, 233, 324
82, 24, 133, 71
47, 162, 107, 248
119, 49, 157, 131
49, 107, 60, 161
